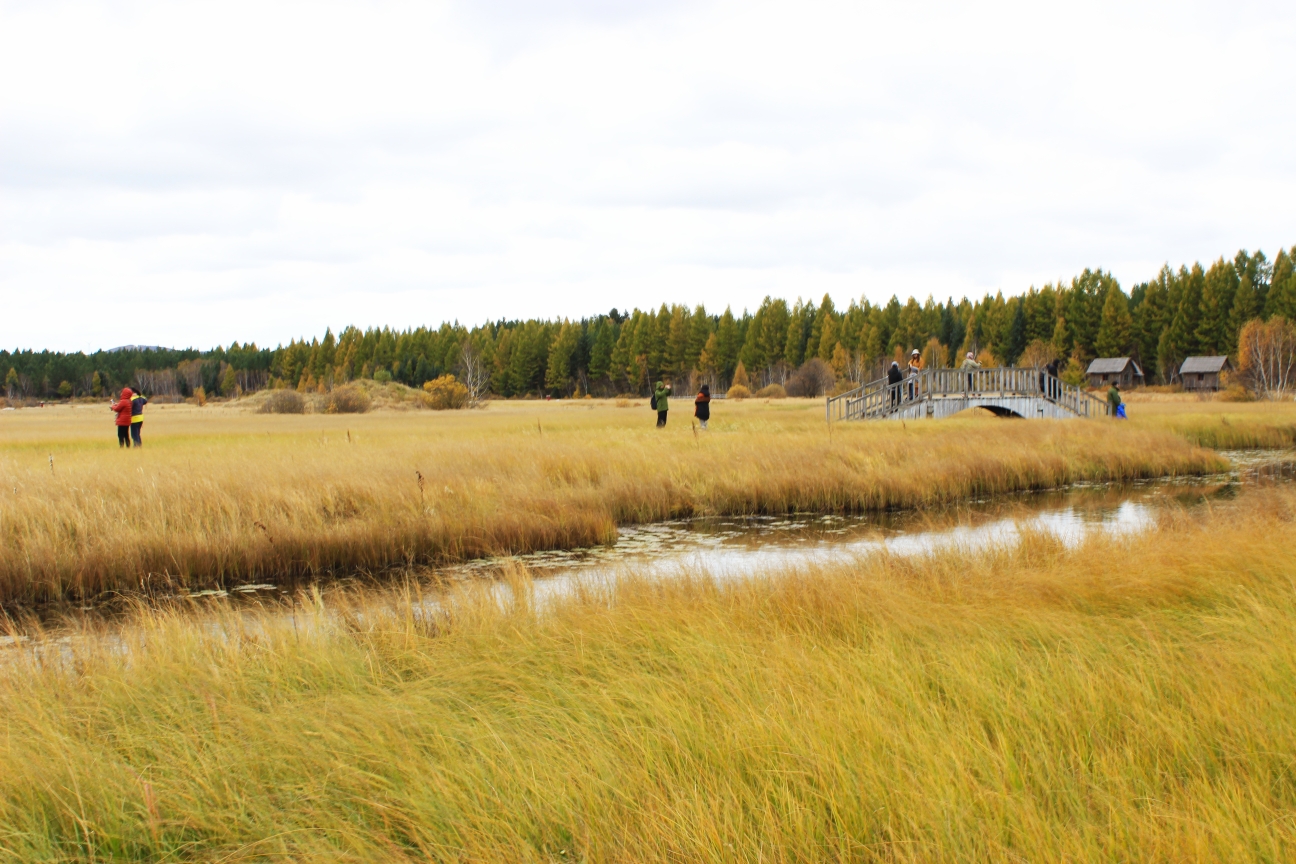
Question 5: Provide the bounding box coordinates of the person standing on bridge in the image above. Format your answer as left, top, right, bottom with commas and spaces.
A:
887, 361, 903, 408
907, 349, 922, 401
1044, 358, 1059, 401
960, 351, 981, 394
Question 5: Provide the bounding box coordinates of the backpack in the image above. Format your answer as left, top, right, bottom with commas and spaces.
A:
650, 393, 658, 410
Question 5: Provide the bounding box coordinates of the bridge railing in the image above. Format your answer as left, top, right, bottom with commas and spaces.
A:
826, 367, 1110, 421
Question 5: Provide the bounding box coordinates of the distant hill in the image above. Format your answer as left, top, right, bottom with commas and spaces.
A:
103, 345, 170, 353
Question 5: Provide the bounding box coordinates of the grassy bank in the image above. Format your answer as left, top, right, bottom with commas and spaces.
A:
0, 400, 1227, 604
1124, 394, 1296, 448
3, 487, 1296, 861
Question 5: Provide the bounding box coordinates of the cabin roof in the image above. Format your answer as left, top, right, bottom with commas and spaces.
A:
1086, 357, 1140, 375
1180, 356, 1231, 374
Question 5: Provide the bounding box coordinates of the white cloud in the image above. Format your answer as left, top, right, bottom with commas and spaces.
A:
1, 0, 1294, 351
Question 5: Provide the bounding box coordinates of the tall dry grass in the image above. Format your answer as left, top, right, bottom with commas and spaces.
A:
0, 400, 1229, 604
3, 487, 1296, 861
1124, 393, 1296, 448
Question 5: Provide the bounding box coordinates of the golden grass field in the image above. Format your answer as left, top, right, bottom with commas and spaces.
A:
0, 395, 1254, 605
2, 482, 1296, 861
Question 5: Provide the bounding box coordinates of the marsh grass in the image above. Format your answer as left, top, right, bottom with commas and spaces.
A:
1125, 394, 1296, 448
3, 488, 1296, 861
0, 400, 1230, 604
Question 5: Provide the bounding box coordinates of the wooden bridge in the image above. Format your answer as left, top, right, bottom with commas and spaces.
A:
826, 367, 1111, 422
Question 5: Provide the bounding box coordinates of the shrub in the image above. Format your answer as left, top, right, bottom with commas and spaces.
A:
193, 387, 207, 407
422, 375, 469, 410
786, 358, 836, 397
322, 385, 371, 414
260, 390, 306, 414
57, 381, 73, 399
373, 369, 393, 384
726, 384, 752, 400
1217, 385, 1255, 403
754, 383, 788, 399
1060, 358, 1086, 389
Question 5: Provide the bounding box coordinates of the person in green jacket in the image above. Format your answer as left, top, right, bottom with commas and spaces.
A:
653, 380, 671, 427
1107, 383, 1122, 416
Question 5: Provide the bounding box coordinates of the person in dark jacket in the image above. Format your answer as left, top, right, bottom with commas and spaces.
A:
130, 390, 148, 447
887, 361, 903, 408
1107, 383, 1122, 417
653, 380, 671, 427
110, 387, 134, 448
1044, 359, 1059, 400
694, 384, 711, 429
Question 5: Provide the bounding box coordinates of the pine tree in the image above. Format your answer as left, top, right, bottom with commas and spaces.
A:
1194, 257, 1237, 355
698, 333, 719, 382
715, 308, 740, 381
817, 314, 838, 361
588, 318, 617, 387
545, 321, 579, 394
1004, 300, 1027, 366
731, 361, 751, 390
757, 297, 790, 375
687, 305, 711, 373
1132, 279, 1168, 379
1228, 274, 1259, 350
1095, 283, 1132, 358
1266, 248, 1296, 321
806, 294, 835, 359
1050, 316, 1070, 361
666, 305, 691, 380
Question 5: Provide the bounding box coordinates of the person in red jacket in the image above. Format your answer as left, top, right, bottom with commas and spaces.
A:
110, 387, 134, 448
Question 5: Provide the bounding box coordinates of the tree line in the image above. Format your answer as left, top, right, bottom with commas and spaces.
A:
5, 243, 1295, 402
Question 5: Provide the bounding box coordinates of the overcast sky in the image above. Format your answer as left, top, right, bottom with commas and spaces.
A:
2, 0, 1294, 352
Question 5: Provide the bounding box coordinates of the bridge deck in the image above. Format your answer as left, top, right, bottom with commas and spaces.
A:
826, 367, 1109, 422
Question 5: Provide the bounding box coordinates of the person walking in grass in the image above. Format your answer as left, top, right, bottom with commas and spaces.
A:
960, 351, 981, 393
1107, 382, 1123, 418
694, 384, 711, 430
110, 387, 134, 448
653, 380, 671, 427
130, 389, 149, 447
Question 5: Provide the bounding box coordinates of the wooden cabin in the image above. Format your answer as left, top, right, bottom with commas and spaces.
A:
1179, 356, 1232, 391
1086, 357, 1144, 389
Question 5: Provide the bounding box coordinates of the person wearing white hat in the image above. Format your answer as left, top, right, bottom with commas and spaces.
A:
906, 348, 922, 401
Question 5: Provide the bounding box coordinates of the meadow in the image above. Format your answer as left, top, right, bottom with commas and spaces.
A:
2, 480, 1296, 861
0, 396, 1239, 606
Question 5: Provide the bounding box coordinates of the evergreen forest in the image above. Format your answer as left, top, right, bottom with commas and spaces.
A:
5, 244, 1295, 401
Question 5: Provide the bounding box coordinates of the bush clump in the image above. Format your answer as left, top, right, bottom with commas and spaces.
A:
726, 384, 752, 400
321, 385, 371, 414
422, 374, 469, 410
754, 383, 788, 399
1217, 384, 1255, 403
786, 358, 836, 397
260, 390, 306, 414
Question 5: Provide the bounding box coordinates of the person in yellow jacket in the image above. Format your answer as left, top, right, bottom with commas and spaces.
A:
130, 390, 148, 447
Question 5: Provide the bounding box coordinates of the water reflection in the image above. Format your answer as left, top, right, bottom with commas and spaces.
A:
4, 450, 1294, 642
